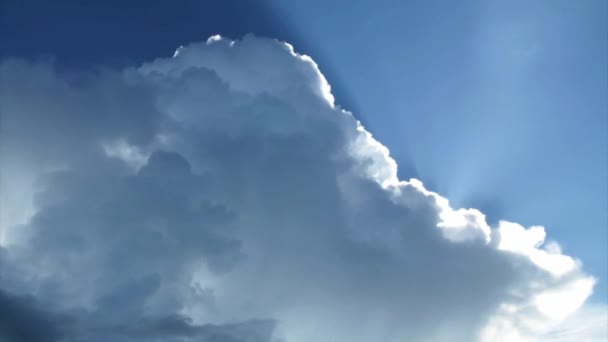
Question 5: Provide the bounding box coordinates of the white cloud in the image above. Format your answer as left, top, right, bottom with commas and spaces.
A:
102, 138, 150, 171
0, 35, 604, 342
541, 304, 608, 342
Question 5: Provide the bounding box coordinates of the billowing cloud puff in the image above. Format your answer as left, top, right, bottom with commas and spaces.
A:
0, 35, 605, 341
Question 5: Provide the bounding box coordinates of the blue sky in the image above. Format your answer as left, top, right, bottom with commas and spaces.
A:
284, 0, 608, 301
5, 0, 603, 301
268, 0, 608, 302
1, 1, 606, 340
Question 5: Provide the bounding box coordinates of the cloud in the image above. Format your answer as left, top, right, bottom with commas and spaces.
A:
540, 304, 608, 341
107, 316, 276, 342
0, 287, 64, 342
0, 35, 604, 341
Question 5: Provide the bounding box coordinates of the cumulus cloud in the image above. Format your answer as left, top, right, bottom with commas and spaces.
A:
0, 34, 605, 341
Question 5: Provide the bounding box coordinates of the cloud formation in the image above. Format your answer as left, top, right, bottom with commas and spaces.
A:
0, 35, 605, 341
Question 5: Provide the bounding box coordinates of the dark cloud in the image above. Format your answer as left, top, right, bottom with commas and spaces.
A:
110, 316, 276, 342
0, 289, 63, 342
0, 288, 274, 342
